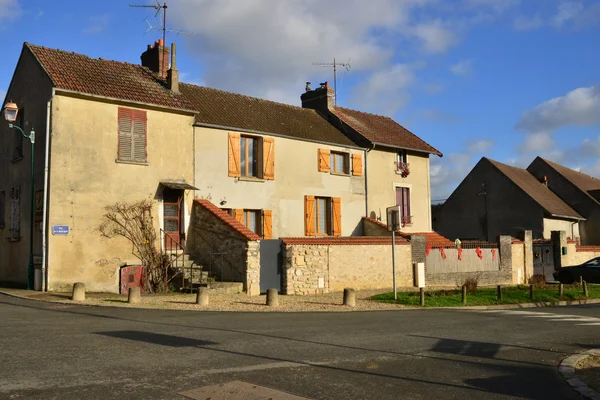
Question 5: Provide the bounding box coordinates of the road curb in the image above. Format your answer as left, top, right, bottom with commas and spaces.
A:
560, 349, 600, 400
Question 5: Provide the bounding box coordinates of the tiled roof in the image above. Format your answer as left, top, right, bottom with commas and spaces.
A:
539, 158, 600, 204
486, 158, 584, 220
282, 237, 410, 246
26, 43, 195, 111
361, 217, 453, 247
180, 83, 358, 147
330, 106, 442, 156
194, 199, 261, 241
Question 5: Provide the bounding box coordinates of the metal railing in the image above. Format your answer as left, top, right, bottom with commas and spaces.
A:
160, 229, 186, 289
189, 227, 245, 283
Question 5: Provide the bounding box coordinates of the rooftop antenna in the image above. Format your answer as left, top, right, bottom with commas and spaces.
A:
129, 1, 192, 45
312, 58, 351, 106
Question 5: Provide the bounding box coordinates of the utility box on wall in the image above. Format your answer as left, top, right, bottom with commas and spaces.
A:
414, 262, 425, 288
120, 265, 145, 295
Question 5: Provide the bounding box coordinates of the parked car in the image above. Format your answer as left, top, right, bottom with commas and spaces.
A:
553, 257, 600, 283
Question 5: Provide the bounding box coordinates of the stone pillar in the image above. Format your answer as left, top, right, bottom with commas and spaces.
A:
196, 287, 209, 305
246, 241, 261, 296
266, 288, 279, 307
551, 231, 567, 269
498, 235, 513, 284
343, 288, 356, 307
128, 287, 141, 304
71, 282, 85, 302
522, 230, 533, 284
411, 235, 427, 286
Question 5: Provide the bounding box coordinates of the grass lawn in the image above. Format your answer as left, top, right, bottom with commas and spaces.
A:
370, 284, 600, 307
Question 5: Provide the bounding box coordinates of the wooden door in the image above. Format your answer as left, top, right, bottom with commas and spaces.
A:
163, 188, 183, 249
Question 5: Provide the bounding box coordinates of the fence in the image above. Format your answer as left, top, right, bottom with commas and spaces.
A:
426, 247, 500, 274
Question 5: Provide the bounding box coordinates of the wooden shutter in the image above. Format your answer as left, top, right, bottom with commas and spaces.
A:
263, 137, 275, 180
332, 197, 342, 237
132, 110, 147, 162
118, 108, 132, 160
318, 149, 330, 172
233, 209, 244, 224
228, 133, 241, 177
262, 210, 273, 239
352, 154, 363, 176
304, 195, 315, 236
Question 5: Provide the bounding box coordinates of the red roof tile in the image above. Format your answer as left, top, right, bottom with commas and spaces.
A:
282, 237, 409, 246
194, 199, 261, 241
361, 217, 453, 247
576, 246, 600, 253
331, 106, 442, 156
26, 43, 195, 111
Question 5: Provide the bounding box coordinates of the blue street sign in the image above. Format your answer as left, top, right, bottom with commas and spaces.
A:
52, 225, 69, 235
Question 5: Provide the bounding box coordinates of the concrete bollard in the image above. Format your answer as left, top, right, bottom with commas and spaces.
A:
128, 286, 141, 304
71, 282, 86, 302
343, 288, 356, 307
497, 285, 502, 302
462, 285, 467, 306
583, 281, 589, 298
420, 288, 425, 307
196, 287, 209, 306
266, 288, 279, 307
559, 283, 564, 297
529, 284, 534, 300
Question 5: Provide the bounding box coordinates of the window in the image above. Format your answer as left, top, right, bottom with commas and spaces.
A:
241, 136, 259, 177
230, 208, 272, 239
396, 187, 411, 226
0, 191, 5, 229
395, 150, 409, 174
228, 133, 275, 180
584, 258, 600, 267
304, 195, 341, 236
9, 187, 20, 241
118, 107, 147, 163
330, 151, 349, 175
12, 107, 24, 162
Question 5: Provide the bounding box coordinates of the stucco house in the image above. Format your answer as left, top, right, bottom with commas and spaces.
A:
527, 157, 600, 245
0, 40, 442, 292
435, 157, 584, 241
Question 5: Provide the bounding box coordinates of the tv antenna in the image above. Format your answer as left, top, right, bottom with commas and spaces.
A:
312, 58, 351, 106
129, 1, 192, 45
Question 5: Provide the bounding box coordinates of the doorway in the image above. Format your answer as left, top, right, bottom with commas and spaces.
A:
163, 188, 184, 249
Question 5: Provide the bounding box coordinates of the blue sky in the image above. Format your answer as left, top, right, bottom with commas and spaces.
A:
1, 0, 599, 202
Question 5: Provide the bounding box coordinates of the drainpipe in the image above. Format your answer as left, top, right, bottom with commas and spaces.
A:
364, 143, 375, 218
42, 88, 55, 292
571, 221, 577, 243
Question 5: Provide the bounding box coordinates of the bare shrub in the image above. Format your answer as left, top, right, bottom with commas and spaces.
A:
98, 200, 173, 293
457, 274, 480, 292
529, 274, 546, 289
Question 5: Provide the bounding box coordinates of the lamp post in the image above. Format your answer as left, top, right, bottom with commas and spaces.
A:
3, 101, 35, 290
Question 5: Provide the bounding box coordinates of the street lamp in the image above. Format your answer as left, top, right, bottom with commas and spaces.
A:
3, 100, 36, 290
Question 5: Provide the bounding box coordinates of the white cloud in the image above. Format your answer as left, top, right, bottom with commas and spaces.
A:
0, 0, 20, 22
553, 1, 584, 27
0, 89, 6, 102
464, 0, 520, 14
412, 20, 458, 53
467, 139, 494, 153
516, 86, 600, 133
424, 83, 445, 94
84, 14, 110, 34
351, 63, 415, 115
450, 59, 473, 76
513, 14, 544, 31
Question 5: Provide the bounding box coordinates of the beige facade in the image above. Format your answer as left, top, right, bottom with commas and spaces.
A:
543, 217, 580, 240
46, 94, 195, 292
194, 126, 366, 238
366, 147, 432, 232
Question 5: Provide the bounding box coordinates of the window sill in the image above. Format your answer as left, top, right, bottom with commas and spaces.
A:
330, 172, 350, 177
115, 159, 149, 166
237, 176, 266, 183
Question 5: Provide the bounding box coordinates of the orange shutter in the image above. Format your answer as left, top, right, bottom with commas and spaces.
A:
262, 210, 273, 239
228, 133, 241, 177
318, 149, 330, 172
332, 197, 342, 236
263, 138, 275, 180
352, 154, 363, 176
233, 209, 244, 224
304, 195, 315, 236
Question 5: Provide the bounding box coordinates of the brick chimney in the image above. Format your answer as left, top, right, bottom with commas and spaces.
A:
301, 81, 335, 113
141, 39, 170, 79
167, 43, 179, 93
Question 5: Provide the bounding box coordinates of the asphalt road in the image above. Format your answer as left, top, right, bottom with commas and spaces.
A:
1, 295, 600, 400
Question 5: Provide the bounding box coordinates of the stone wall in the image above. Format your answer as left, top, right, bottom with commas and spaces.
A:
282, 237, 412, 295
187, 201, 260, 295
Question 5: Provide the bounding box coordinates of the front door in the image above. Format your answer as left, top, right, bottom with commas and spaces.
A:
163, 188, 184, 249
533, 242, 555, 282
